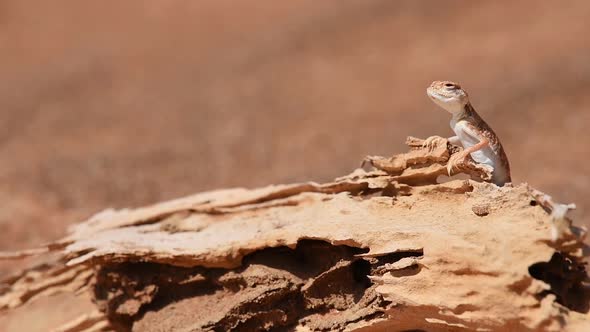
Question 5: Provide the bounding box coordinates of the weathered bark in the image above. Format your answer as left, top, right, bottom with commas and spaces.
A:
1, 137, 588, 332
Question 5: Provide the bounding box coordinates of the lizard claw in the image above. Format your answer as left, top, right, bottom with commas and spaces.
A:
421, 136, 445, 152
446, 151, 469, 176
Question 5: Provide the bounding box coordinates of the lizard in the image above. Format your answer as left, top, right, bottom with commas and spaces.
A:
423, 80, 511, 186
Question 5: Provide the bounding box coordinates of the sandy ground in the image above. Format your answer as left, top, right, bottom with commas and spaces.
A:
1, 0, 590, 252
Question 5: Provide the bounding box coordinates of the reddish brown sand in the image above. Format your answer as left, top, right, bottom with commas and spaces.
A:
1, 0, 589, 254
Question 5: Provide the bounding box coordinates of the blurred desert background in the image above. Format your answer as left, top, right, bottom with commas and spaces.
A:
1, 0, 589, 256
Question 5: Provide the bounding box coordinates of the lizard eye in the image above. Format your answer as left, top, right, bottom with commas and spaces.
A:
444, 83, 455, 88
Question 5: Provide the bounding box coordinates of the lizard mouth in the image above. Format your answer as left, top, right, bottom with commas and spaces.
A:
426, 89, 462, 113
426, 89, 446, 101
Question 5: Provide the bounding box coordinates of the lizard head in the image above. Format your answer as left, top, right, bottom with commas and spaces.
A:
426, 80, 469, 114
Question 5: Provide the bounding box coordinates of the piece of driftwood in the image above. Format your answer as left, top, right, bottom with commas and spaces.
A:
0, 137, 589, 332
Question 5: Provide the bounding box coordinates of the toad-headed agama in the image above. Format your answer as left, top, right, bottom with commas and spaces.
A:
424, 80, 511, 186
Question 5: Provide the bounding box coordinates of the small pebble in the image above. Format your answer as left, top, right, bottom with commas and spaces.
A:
472, 204, 490, 216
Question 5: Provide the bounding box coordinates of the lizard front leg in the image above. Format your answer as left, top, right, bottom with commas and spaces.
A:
447, 138, 489, 175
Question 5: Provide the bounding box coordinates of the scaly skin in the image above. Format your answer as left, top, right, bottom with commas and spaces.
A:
425, 80, 511, 186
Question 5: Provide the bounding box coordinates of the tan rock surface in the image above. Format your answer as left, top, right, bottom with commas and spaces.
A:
0, 139, 588, 331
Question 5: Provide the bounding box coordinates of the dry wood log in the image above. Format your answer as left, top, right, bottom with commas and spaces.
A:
0, 137, 588, 332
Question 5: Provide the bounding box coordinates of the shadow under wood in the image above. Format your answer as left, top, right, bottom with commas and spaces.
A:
529, 252, 590, 313
240, 239, 369, 280
92, 239, 424, 331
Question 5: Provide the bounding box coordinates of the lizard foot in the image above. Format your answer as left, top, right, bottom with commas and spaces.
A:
446, 150, 470, 176
421, 136, 446, 152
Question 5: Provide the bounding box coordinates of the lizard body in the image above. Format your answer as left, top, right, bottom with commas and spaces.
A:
425, 80, 511, 186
